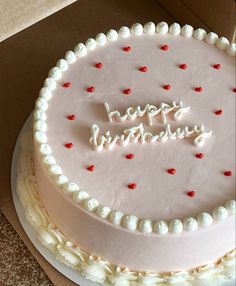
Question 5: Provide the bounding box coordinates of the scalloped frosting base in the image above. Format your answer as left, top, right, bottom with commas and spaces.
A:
17, 131, 235, 286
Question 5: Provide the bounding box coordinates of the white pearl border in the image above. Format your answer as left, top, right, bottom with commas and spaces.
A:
33, 22, 236, 235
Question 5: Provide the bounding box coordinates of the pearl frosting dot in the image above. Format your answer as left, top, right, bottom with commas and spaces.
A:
194, 28, 206, 40
73, 191, 89, 203
118, 26, 130, 38
106, 29, 119, 41
65, 51, 76, 64
95, 33, 107, 46
181, 24, 194, 38
85, 38, 97, 51
109, 211, 124, 225
123, 215, 138, 231
139, 219, 153, 233
131, 23, 143, 36
156, 21, 169, 34
153, 220, 169, 235
216, 37, 229, 50
212, 206, 228, 220
197, 212, 213, 227
225, 200, 236, 214
143, 22, 155, 34
183, 217, 198, 231
169, 23, 181, 36
169, 219, 183, 233
205, 32, 218, 45
74, 43, 87, 57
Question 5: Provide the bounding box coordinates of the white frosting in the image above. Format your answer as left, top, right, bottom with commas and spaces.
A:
143, 22, 155, 34
118, 26, 130, 39
84, 198, 99, 212
95, 33, 107, 46
197, 212, 213, 227
44, 77, 57, 91
123, 215, 138, 231
35, 97, 48, 111
181, 24, 194, 38
55, 174, 68, 186
49, 164, 63, 176
156, 22, 169, 35
39, 228, 57, 245
39, 144, 51, 155
225, 200, 236, 214
194, 28, 206, 41
169, 219, 183, 234
96, 206, 111, 219
39, 87, 52, 101
63, 182, 79, 193
90, 122, 212, 151
74, 43, 87, 57
73, 190, 89, 203
85, 38, 97, 51
56, 59, 68, 71
48, 67, 62, 80
153, 220, 169, 235
109, 211, 124, 226
138, 219, 153, 233
226, 43, 236, 57
216, 37, 230, 50
169, 23, 181, 36
106, 29, 119, 41
212, 206, 228, 221
183, 217, 198, 232
34, 131, 47, 144
42, 155, 56, 166
104, 101, 190, 126
65, 51, 77, 64
34, 110, 47, 121
131, 23, 143, 36
205, 32, 218, 45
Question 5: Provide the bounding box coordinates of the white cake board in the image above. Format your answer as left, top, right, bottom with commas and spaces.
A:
11, 114, 235, 286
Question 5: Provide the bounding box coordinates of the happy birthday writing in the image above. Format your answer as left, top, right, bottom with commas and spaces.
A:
89, 101, 212, 151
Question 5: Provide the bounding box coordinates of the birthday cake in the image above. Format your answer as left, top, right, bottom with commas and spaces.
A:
17, 22, 235, 285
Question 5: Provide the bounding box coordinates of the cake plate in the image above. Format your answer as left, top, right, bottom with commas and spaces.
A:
11, 114, 235, 286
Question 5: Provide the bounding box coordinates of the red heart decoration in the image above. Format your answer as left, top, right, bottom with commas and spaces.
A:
126, 154, 134, 159
139, 66, 148, 72
65, 143, 73, 149
67, 115, 76, 120
123, 46, 131, 52
87, 86, 95, 93
128, 183, 137, 190
87, 165, 95, 172
160, 44, 169, 51
187, 191, 196, 198
63, 82, 71, 88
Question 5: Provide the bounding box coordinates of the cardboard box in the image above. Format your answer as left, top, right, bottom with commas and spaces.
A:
157, 0, 236, 41
0, 0, 235, 285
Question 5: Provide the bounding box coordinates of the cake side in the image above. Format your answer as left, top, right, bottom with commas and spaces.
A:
17, 131, 235, 285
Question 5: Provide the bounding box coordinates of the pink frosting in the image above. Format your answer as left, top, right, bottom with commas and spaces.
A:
46, 34, 235, 220
34, 31, 235, 272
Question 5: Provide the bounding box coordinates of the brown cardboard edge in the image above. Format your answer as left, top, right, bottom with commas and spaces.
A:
1, 201, 77, 286
157, 0, 236, 41
157, 0, 210, 32
0, 0, 77, 43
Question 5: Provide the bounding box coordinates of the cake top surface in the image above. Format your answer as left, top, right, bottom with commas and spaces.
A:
34, 23, 235, 233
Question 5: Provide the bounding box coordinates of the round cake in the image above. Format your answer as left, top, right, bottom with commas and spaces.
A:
18, 22, 235, 285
